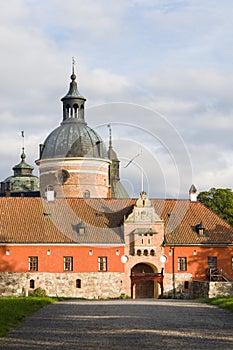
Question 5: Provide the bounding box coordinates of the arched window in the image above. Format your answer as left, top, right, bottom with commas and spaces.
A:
150, 249, 155, 256
66, 104, 70, 118
73, 104, 78, 118
76, 279, 81, 288
144, 249, 149, 256
137, 249, 141, 256
29, 279, 35, 289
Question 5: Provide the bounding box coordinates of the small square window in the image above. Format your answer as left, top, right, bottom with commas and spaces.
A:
28, 256, 38, 271
98, 257, 107, 271
64, 256, 73, 271
178, 257, 187, 271
79, 227, 86, 235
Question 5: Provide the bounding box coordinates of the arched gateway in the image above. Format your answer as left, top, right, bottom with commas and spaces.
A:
131, 263, 164, 299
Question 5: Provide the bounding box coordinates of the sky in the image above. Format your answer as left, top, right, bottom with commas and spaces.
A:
0, 0, 233, 198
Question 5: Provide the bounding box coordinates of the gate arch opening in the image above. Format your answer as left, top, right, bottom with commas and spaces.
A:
131, 263, 163, 299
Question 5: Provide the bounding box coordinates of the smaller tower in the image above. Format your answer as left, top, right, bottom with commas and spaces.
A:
107, 125, 129, 198
60, 58, 86, 122
189, 184, 197, 202
1, 148, 39, 197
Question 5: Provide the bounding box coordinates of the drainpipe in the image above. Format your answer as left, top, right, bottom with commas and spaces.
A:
172, 247, 175, 298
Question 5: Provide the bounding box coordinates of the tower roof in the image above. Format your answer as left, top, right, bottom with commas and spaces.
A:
1, 148, 39, 194
39, 62, 108, 160
13, 148, 34, 175
61, 59, 86, 103
41, 122, 108, 159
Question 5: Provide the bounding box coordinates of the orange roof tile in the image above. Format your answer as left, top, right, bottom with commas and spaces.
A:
0, 198, 232, 245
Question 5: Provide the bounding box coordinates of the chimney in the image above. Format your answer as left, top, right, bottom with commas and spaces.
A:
189, 184, 197, 202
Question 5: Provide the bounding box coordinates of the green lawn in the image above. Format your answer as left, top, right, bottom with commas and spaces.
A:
200, 296, 233, 313
0, 297, 59, 337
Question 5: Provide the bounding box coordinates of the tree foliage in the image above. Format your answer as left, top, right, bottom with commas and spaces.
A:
197, 188, 233, 226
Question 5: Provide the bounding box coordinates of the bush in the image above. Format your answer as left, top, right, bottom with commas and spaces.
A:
29, 287, 47, 297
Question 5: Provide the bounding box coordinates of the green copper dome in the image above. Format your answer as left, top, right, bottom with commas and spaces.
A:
1, 148, 39, 194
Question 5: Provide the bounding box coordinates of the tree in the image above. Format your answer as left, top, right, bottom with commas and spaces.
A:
197, 188, 233, 226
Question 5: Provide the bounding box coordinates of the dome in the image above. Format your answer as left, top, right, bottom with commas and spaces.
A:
40, 63, 108, 161
3, 175, 39, 193
41, 119, 108, 159
1, 148, 39, 195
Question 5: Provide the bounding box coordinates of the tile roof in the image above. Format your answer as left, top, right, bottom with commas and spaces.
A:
0, 198, 232, 245
152, 199, 233, 245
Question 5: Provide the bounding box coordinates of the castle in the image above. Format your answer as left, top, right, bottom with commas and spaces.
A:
0, 65, 233, 299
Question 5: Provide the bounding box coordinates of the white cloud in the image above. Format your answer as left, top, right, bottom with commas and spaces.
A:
0, 0, 233, 196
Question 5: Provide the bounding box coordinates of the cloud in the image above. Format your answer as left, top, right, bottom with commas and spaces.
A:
0, 0, 233, 197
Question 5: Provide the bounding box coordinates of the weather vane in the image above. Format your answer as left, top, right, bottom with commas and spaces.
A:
21, 130, 25, 149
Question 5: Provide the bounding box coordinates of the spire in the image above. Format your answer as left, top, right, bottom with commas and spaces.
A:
21, 147, 26, 162
61, 58, 86, 122
108, 124, 112, 149
13, 147, 34, 176
107, 124, 118, 161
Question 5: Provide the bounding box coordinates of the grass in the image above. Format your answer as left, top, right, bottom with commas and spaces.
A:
200, 296, 233, 313
0, 297, 60, 337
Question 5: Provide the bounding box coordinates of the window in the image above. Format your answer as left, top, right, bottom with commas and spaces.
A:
184, 281, 189, 289
98, 257, 107, 271
83, 190, 90, 198
150, 249, 155, 256
144, 249, 149, 256
57, 169, 69, 184
178, 257, 187, 271
76, 279, 81, 288
148, 238, 151, 244
29, 279, 35, 289
231, 256, 233, 270
64, 256, 73, 271
137, 249, 142, 256
78, 227, 86, 235
28, 256, 38, 271
208, 256, 217, 269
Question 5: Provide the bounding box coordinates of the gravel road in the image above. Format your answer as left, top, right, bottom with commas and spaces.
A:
1, 299, 233, 349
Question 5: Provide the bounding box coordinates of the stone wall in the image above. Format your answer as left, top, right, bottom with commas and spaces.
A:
191, 280, 233, 299
0, 272, 123, 299
163, 273, 193, 298
209, 281, 233, 298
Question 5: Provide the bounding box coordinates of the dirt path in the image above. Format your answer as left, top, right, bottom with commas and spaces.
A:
1, 299, 233, 349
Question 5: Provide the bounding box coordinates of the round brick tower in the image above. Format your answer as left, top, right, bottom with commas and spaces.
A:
36, 63, 111, 199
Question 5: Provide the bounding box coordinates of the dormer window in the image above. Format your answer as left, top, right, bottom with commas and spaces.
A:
78, 227, 86, 235
195, 221, 205, 236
